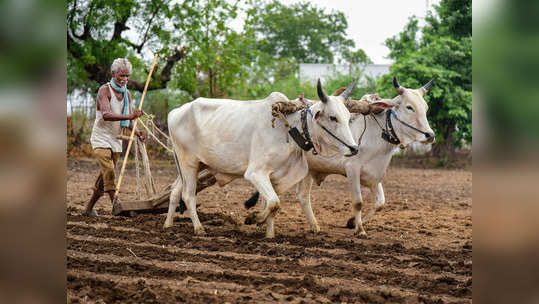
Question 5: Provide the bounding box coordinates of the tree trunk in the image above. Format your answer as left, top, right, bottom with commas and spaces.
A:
431, 123, 456, 157
209, 68, 214, 97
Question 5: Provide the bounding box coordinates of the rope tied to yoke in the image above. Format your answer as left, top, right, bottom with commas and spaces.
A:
270, 92, 386, 148
270, 92, 385, 127
270, 94, 312, 128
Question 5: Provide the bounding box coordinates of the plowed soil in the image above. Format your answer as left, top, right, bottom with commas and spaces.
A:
67, 158, 471, 303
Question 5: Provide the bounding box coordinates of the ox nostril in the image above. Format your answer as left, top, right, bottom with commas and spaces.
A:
350, 146, 359, 155
425, 132, 435, 143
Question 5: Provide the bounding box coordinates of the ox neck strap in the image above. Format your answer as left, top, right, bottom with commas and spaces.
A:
382, 110, 401, 145
287, 109, 318, 154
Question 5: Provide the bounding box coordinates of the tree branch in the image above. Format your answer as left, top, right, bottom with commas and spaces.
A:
127, 46, 187, 93
72, 1, 95, 41
112, 15, 130, 41
135, 1, 164, 53
161, 46, 186, 83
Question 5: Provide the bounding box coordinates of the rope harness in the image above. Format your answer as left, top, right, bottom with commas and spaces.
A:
371, 109, 432, 146
271, 96, 371, 154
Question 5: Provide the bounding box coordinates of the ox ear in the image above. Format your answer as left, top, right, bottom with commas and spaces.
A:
370, 102, 393, 109
371, 98, 398, 109
331, 87, 347, 96
317, 79, 329, 103
419, 78, 434, 96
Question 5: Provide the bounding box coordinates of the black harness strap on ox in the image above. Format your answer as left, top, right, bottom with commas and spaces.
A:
372, 109, 431, 145
288, 109, 318, 154
382, 109, 401, 145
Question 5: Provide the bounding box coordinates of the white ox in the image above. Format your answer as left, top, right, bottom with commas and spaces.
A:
164, 79, 359, 238
245, 77, 435, 237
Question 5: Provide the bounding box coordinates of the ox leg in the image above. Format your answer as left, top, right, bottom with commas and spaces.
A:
182, 161, 205, 236
348, 170, 367, 238
265, 211, 275, 238
362, 183, 385, 224
163, 176, 182, 228
255, 198, 267, 230
244, 171, 280, 238
296, 173, 320, 234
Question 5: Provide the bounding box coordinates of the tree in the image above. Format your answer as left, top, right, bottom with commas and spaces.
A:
385, 17, 420, 60
378, 0, 472, 155
173, 0, 258, 98
67, 0, 187, 94
68, 0, 261, 100
245, 0, 356, 64
342, 48, 372, 76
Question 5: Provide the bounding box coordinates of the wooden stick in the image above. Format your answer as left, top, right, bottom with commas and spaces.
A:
138, 138, 156, 196
134, 137, 141, 200
113, 54, 158, 206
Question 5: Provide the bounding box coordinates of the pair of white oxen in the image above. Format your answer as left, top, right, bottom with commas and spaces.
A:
164, 77, 435, 238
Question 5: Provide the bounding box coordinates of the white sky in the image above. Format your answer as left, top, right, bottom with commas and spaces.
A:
231, 0, 441, 64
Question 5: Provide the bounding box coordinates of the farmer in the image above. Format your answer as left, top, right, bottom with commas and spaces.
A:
83, 58, 146, 217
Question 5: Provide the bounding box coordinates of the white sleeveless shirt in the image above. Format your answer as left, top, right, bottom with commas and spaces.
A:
90, 84, 130, 152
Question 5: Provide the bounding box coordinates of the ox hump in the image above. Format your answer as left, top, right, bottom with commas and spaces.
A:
266, 92, 289, 103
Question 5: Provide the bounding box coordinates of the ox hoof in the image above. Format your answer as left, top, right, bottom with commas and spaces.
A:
310, 224, 321, 234
346, 217, 355, 229
265, 233, 275, 239
194, 227, 206, 236
244, 212, 258, 225
355, 230, 368, 239
163, 221, 174, 229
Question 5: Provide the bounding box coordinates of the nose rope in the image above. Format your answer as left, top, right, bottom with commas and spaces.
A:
388, 109, 431, 137
307, 108, 357, 152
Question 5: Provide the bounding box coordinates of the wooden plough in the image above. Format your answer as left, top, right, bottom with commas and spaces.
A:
112, 152, 216, 216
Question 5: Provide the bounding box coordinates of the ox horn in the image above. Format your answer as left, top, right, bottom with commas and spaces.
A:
339, 78, 357, 100
421, 78, 435, 95
393, 76, 404, 95
317, 78, 328, 103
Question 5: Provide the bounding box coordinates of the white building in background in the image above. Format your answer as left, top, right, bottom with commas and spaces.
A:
299, 63, 390, 83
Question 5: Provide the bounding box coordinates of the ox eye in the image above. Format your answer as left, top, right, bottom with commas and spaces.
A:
349, 118, 353, 124
406, 105, 414, 112
329, 116, 338, 122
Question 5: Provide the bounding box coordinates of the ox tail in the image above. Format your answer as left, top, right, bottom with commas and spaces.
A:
244, 191, 260, 209
171, 145, 188, 214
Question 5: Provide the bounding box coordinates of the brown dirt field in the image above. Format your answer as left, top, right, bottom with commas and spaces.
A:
67, 158, 471, 303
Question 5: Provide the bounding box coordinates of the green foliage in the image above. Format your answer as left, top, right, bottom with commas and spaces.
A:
342, 49, 372, 66
139, 89, 193, 125
245, 0, 356, 64
385, 17, 420, 60
232, 66, 377, 103
172, 0, 259, 98
324, 67, 378, 100
378, 0, 472, 153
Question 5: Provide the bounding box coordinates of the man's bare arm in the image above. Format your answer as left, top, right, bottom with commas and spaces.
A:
98, 86, 142, 121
